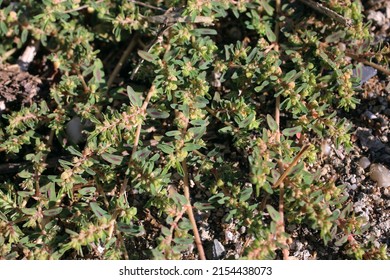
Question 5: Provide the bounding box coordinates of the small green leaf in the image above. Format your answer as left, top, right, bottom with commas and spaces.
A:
266, 114, 278, 131
282, 70, 297, 82
239, 187, 253, 202
18, 170, 32, 179
282, 126, 302, 137
17, 191, 34, 197
0, 21, 8, 34
165, 130, 181, 137
0, 210, 8, 222
173, 237, 194, 245
193, 28, 217, 35
335, 235, 348, 247
238, 113, 254, 128
117, 222, 145, 236
255, 80, 269, 92
21, 208, 37, 215
90, 202, 108, 220
183, 143, 203, 152
261, 0, 274, 16
67, 145, 82, 157
157, 143, 174, 154
266, 205, 281, 222
265, 25, 276, 42
188, 126, 206, 140
101, 153, 124, 165
147, 108, 169, 119
193, 202, 215, 210
43, 207, 63, 217
78, 187, 96, 196
161, 226, 171, 237
127, 85, 142, 107
21, 29, 29, 44
133, 148, 151, 161
137, 50, 156, 63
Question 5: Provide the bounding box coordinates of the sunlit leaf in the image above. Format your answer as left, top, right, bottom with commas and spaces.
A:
266, 114, 278, 131
90, 202, 108, 220
147, 108, 170, 119
101, 153, 123, 165
127, 85, 143, 107
282, 126, 302, 136
266, 205, 281, 222
137, 50, 156, 63
43, 207, 63, 217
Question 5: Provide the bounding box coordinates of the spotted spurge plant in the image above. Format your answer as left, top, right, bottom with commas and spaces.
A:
0, 0, 388, 260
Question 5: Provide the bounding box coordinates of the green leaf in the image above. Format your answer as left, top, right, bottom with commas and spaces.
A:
266, 205, 281, 222
17, 191, 34, 197
101, 153, 124, 165
157, 143, 174, 154
78, 187, 96, 196
261, 0, 274, 16
188, 126, 206, 140
265, 25, 276, 42
147, 108, 170, 119
137, 50, 156, 63
335, 235, 348, 247
193, 28, 217, 35
165, 130, 181, 137
67, 145, 82, 157
21, 208, 37, 215
238, 113, 254, 128
255, 80, 269, 92
239, 187, 253, 202
18, 170, 32, 179
0, 210, 8, 222
282, 126, 302, 137
117, 222, 145, 236
282, 70, 297, 82
43, 207, 63, 217
133, 148, 151, 161
246, 47, 258, 63
173, 237, 194, 245
161, 226, 171, 237
127, 85, 142, 107
193, 202, 215, 210
183, 143, 203, 152
90, 202, 108, 220
266, 114, 278, 131
328, 209, 340, 222
21, 29, 29, 44
0, 21, 8, 34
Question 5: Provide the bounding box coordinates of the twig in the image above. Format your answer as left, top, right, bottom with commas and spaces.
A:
297, 0, 352, 27
130, 22, 171, 80
107, 33, 139, 90
272, 144, 310, 190
182, 159, 206, 260
205, 106, 239, 133
346, 51, 390, 76
119, 85, 155, 196
274, 0, 289, 260
172, 95, 206, 260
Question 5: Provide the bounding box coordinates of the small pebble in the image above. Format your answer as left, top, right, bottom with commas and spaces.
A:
370, 163, 390, 188
358, 157, 371, 169
212, 239, 226, 260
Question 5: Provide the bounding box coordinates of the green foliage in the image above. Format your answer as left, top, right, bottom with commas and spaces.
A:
0, 0, 388, 260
